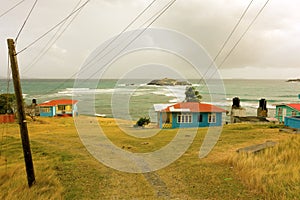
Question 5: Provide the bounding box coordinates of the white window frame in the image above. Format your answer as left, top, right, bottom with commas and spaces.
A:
40, 107, 51, 113
177, 113, 192, 123
208, 113, 216, 123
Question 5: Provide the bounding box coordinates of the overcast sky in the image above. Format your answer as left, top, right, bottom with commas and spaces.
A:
0, 0, 299, 79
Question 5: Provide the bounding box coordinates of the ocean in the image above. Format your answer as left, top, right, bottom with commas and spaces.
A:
1, 79, 299, 122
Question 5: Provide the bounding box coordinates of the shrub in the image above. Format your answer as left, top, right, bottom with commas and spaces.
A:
136, 117, 150, 127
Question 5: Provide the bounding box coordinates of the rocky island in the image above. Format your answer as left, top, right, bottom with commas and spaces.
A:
287, 78, 300, 82
147, 78, 191, 86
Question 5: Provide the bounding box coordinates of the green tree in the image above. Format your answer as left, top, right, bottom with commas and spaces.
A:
184, 86, 202, 102
0, 93, 16, 114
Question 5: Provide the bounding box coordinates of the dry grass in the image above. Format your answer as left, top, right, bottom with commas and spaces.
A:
227, 133, 300, 199
0, 117, 297, 199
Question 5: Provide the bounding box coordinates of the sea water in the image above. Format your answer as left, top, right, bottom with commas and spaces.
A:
0, 79, 299, 122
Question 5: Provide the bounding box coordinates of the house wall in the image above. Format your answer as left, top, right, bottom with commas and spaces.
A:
159, 112, 223, 128
285, 116, 300, 129
0, 114, 15, 123
40, 106, 55, 117
276, 105, 300, 123
56, 104, 73, 115
72, 104, 78, 116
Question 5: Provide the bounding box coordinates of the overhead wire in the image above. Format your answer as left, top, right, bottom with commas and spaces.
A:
204, 0, 271, 82
79, 0, 174, 80
81, 0, 158, 71
15, 0, 38, 43
41, 0, 165, 95
84, 0, 177, 81
0, 0, 26, 19
22, 0, 84, 74
199, 0, 255, 84
16, 0, 90, 55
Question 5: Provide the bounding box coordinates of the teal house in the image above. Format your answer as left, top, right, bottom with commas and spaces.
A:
275, 103, 300, 123
155, 102, 226, 129
281, 95, 300, 129
38, 99, 78, 117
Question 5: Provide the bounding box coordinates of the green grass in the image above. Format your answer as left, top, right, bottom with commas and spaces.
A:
0, 117, 297, 199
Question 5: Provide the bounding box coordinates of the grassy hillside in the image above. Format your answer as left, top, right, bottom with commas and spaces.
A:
0, 117, 298, 199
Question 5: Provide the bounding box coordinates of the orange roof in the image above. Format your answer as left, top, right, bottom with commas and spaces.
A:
162, 102, 226, 113
287, 104, 300, 112
38, 99, 78, 107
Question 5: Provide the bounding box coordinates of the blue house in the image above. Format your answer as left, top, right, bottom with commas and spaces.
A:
38, 99, 78, 117
283, 95, 300, 129
155, 102, 227, 129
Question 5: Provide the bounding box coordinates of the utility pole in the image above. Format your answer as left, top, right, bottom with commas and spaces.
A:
7, 38, 35, 187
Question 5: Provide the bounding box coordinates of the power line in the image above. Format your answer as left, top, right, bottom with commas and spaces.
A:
16, 0, 90, 55
78, 0, 172, 78
15, 0, 38, 42
41, 0, 162, 95
22, 0, 84, 74
199, 0, 255, 83
0, 0, 26, 19
25, 0, 176, 97
204, 0, 271, 81
82, 0, 177, 81
76, 0, 158, 78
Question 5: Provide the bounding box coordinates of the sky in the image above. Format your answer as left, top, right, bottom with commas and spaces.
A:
0, 0, 299, 80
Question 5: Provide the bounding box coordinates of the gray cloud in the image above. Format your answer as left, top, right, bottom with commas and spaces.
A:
0, 0, 299, 79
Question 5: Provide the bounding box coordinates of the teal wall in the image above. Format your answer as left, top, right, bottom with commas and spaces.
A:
159, 112, 223, 128
40, 106, 55, 117
285, 116, 300, 129
276, 105, 300, 123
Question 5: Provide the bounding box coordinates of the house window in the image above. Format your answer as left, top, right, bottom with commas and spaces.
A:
58, 105, 66, 111
292, 111, 297, 116
278, 107, 282, 116
40, 107, 50, 113
177, 113, 192, 123
208, 113, 216, 123
198, 114, 203, 122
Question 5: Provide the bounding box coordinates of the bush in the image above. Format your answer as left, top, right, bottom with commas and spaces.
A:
136, 117, 150, 127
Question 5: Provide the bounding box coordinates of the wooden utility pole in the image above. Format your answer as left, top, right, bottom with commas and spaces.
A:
7, 38, 35, 187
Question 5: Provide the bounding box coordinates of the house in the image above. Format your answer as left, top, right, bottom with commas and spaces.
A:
155, 102, 227, 129
275, 103, 300, 123
38, 99, 78, 117
285, 116, 300, 130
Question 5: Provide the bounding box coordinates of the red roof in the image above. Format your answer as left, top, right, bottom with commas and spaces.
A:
287, 104, 300, 112
38, 99, 78, 107
162, 102, 226, 113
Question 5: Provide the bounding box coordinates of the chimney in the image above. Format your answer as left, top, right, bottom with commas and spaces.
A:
257, 98, 268, 117
32, 99, 37, 106
232, 97, 240, 108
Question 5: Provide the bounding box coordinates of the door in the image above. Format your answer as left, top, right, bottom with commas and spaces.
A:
282, 108, 287, 122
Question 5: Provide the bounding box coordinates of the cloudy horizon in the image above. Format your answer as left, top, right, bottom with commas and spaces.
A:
0, 0, 299, 80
